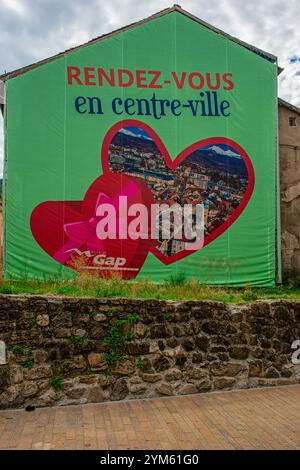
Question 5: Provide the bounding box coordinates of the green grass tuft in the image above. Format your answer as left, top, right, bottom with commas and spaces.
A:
0, 275, 300, 303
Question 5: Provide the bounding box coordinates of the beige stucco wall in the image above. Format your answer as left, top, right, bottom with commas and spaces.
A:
279, 103, 300, 278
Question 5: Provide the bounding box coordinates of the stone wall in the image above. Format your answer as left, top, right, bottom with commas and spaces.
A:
0, 295, 300, 409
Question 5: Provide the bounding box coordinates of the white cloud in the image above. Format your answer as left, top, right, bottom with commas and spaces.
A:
1, 0, 27, 17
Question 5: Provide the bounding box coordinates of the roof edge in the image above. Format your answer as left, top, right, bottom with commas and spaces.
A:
278, 97, 300, 115
174, 6, 277, 63
0, 5, 278, 82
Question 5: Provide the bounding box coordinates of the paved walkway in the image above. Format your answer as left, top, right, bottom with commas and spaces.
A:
0, 385, 299, 450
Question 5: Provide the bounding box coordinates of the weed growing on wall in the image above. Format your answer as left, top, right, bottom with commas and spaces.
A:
50, 375, 63, 391
101, 313, 139, 368
71, 336, 91, 347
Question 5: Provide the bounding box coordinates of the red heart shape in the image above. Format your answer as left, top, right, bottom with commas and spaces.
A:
30, 173, 155, 279
102, 120, 255, 265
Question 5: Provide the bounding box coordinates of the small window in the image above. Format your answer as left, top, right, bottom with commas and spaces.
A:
289, 116, 297, 127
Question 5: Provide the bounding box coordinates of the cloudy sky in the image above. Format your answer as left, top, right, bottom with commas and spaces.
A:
0, 0, 299, 177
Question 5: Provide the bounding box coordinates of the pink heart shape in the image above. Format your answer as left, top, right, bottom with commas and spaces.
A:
30, 173, 155, 279
102, 119, 255, 265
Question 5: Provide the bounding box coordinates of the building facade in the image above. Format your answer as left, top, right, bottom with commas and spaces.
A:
0, 6, 297, 284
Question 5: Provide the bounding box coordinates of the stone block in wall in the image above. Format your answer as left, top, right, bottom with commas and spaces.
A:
210, 362, 248, 377
264, 367, 281, 378
213, 377, 236, 390
0, 369, 9, 390
155, 382, 174, 396
9, 365, 23, 384
110, 378, 128, 401
165, 368, 182, 381
177, 383, 198, 395
24, 382, 38, 398
149, 324, 174, 338
66, 387, 87, 400
70, 355, 87, 371
152, 355, 173, 371
127, 341, 150, 355
228, 346, 249, 360
197, 379, 212, 392
54, 328, 71, 338
185, 367, 209, 381
36, 314, 49, 327
248, 360, 263, 377
33, 350, 48, 364
140, 373, 162, 383
115, 358, 135, 376
24, 365, 52, 380
87, 353, 107, 371
192, 353, 203, 363
51, 312, 73, 328
195, 335, 210, 351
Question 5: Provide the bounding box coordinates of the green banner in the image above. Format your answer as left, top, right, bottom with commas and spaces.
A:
4, 11, 278, 285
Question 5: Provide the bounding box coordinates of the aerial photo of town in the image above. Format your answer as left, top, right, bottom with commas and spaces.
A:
108, 126, 249, 257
